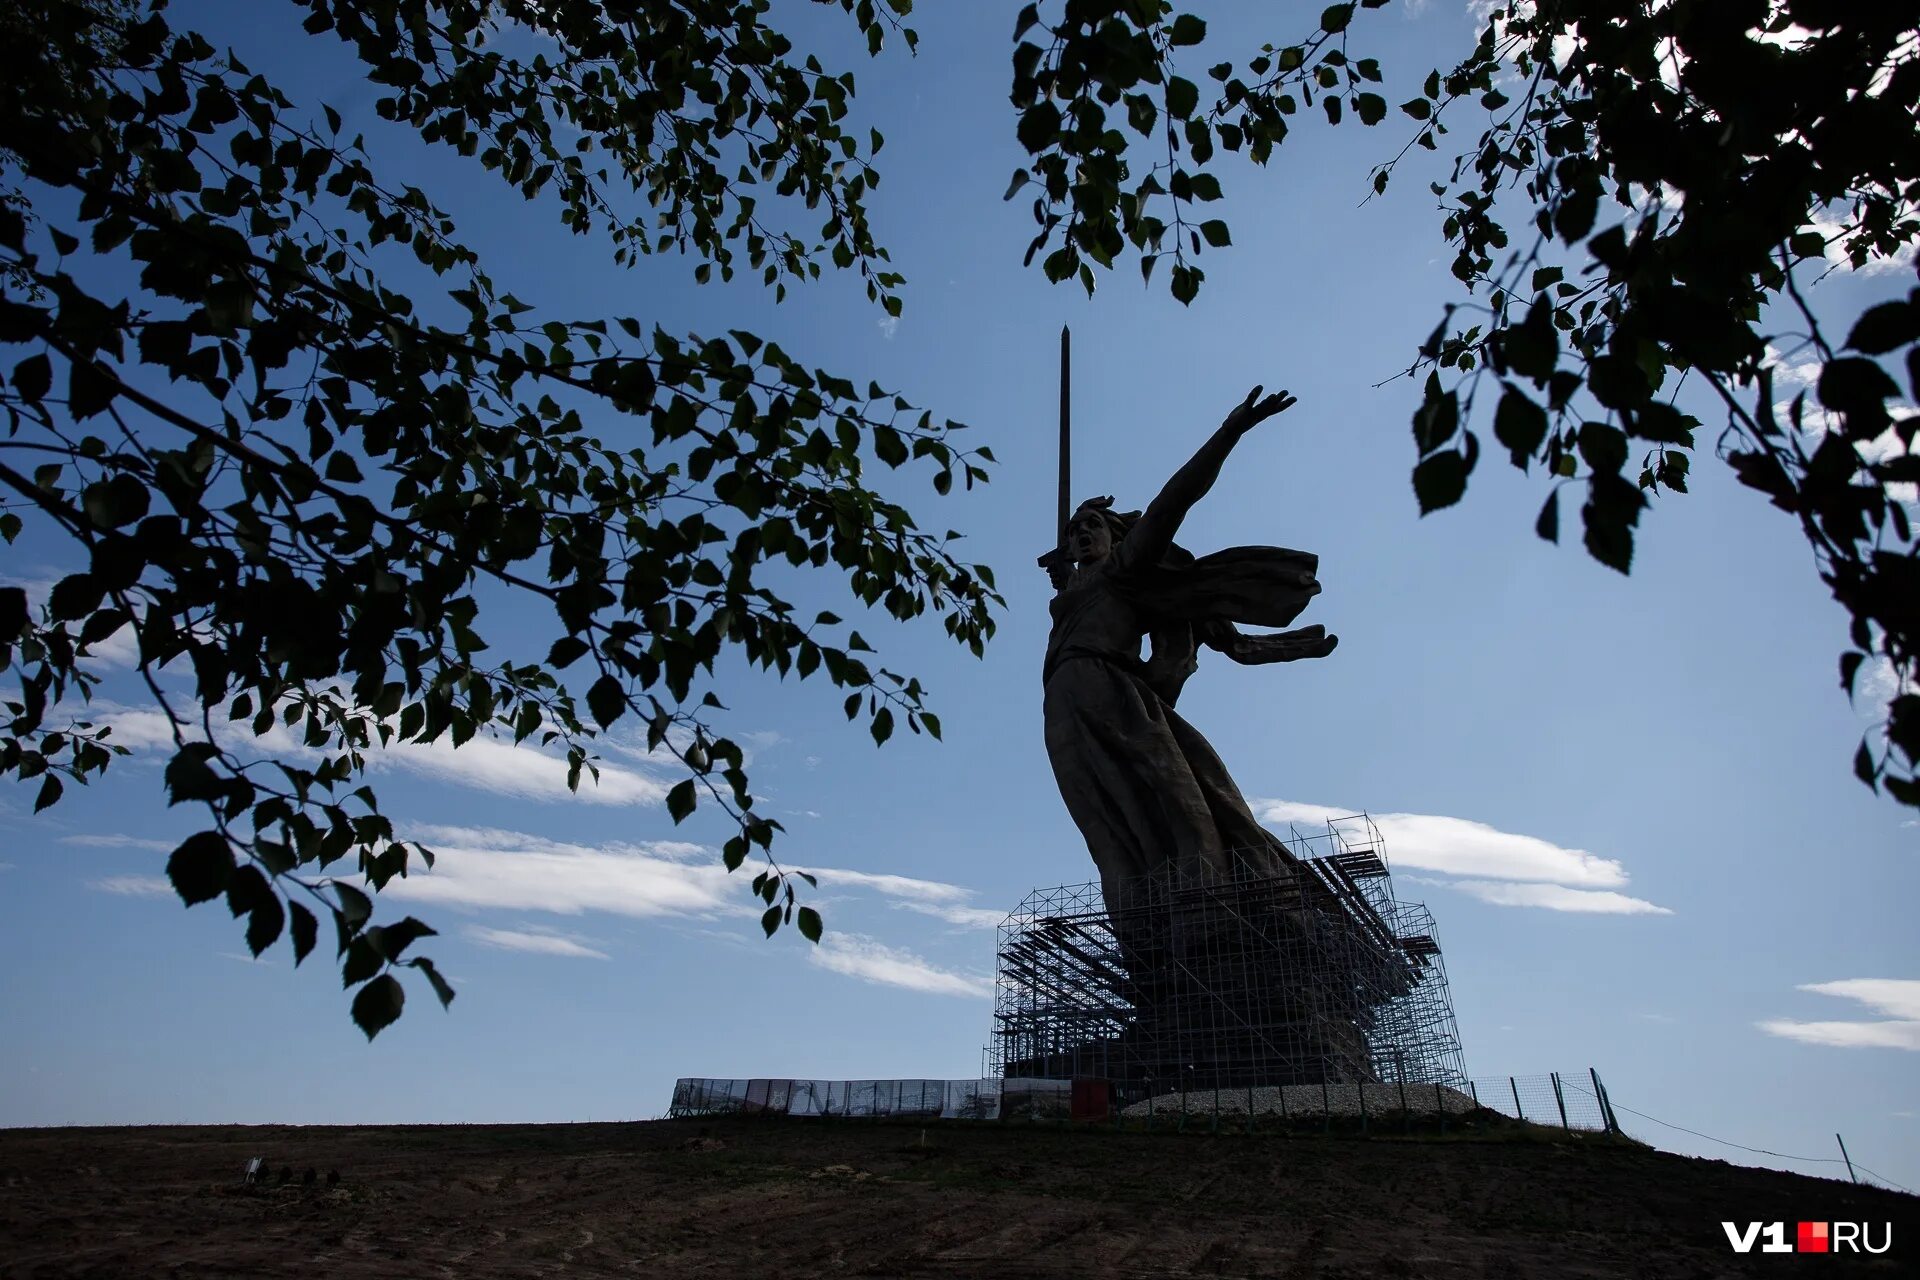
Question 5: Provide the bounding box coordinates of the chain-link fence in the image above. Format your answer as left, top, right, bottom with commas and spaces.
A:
1463, 1070, 1621, 1134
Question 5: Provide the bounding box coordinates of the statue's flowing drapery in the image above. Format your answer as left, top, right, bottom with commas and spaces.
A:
1042, 533, 1327, 912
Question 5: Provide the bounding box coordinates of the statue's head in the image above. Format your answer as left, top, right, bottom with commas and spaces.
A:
1068, 496, 1131, 566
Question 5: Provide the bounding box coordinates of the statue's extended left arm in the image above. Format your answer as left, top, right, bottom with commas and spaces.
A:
1124, 386, 1296, 567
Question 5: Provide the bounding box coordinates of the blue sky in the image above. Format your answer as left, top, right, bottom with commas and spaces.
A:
3, 1, 1915, 1194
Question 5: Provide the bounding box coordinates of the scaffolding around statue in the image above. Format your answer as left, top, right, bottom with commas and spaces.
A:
985, 815, 1467, 1096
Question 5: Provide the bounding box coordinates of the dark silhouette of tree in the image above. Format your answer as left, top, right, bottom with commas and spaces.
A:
0, 0, 998, 1037
1005, 0, 1919, 807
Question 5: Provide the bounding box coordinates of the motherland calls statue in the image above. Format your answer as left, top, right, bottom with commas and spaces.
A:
1038, 375, 1339, 919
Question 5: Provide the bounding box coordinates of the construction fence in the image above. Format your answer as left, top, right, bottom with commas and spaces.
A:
669, 1068, 1624, 1134
669, 1077, 1086, 1122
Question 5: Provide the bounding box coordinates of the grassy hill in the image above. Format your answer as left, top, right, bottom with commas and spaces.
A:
1, 1117, 1913, 1277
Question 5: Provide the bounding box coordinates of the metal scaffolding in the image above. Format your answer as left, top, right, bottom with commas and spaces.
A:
985, 814, 1468, 1096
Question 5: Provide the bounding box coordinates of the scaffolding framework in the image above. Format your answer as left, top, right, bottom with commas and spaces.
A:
985, 815, 1467, 1094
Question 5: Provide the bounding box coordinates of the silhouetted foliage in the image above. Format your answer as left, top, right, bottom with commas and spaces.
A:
0, 0, 996, 1037
1006, 0, 1919, 807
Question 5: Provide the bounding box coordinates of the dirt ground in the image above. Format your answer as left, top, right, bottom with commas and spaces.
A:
1, 1117, 1914, 1278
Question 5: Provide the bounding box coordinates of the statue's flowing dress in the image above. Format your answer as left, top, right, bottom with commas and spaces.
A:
1042, 527, 1325, 913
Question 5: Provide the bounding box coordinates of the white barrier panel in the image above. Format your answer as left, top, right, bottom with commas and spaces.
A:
672, 1076, 1013, 1120
942, 1078, 1001, 1120
1000, 1077, 1072, 1121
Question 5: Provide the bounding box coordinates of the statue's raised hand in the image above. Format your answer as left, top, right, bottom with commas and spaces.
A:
1223, 385, 1297, 435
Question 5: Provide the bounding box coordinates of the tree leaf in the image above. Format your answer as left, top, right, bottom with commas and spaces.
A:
11, 354, 51, 403
350, 973, 405, 1040
1167, 77, 1198, 120
1411, 381, 1459, 455
407, 956, 457, 1008
289, 901, 318, 966
1845, 301, 1919, 355
1016, 101, 1061, 153
586, 673, 626, 728
797, 906, 823, 942
1818, 356, 1900, 417
666, 778, 697, 823
1412, 450, 1468, 514
247, 892, 285, 956
1493, 386, 1548, 467
167, 831, 234, 906
333, 880, 372, 929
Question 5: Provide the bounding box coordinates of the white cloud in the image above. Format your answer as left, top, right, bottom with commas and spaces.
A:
807, 933, 990, 998
91, 704, 674, 806
798, 865, 975, 904
1, 576, 140, 667
409, 823, 706, 862
1441, 879, 1673, 915
1758, 979, 1920, 1051
61, 834, 177, 852
1798, 979, 1920, 1021
1770, 400, 1918, 506
1256, 800, 1632, 888
381, 834, 735, 920
1801, 212, 1918, 278
86, 874, 173, 897
466, 925, 609, 960
381, 826, 1003, 942
877, 316, 899, 340
1757, 1019, 1920, 1051
1762, 342, 1822, 391
894, 901, 1008, 930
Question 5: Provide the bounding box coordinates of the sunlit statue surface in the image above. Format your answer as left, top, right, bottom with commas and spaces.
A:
1039, 386, 1338, 915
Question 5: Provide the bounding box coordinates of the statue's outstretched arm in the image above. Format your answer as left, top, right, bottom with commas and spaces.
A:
1126, 386, 1295, 566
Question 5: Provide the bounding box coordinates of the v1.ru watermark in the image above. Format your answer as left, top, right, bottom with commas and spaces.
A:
1721, 1221, 1893, 1254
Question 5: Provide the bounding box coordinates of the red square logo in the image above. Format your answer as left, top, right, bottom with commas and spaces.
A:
1797, 1222, 1829, 1253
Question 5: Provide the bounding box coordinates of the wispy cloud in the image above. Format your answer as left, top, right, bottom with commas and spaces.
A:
2, 576, 140, 667
86, 874, 173, 897
1442, 879, 1673, 915
466, 925, 609, 960
1758, 1019, 1920, 1050
799, 866, 975, 904
807, 932, 990, 998
62, 834, 177, 852
894, 901, 1008, 930
1762, 342, 1822, 391
380, 825, 1004, 943
1758, 979, 1920, 1051
1257, 800, 1632, 888
1801, 211, 1918, 278
1798, 979, 1920, 1020
1258, 799, 1670, 915
92, 704, 674, 806
380, 831, 735, 920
